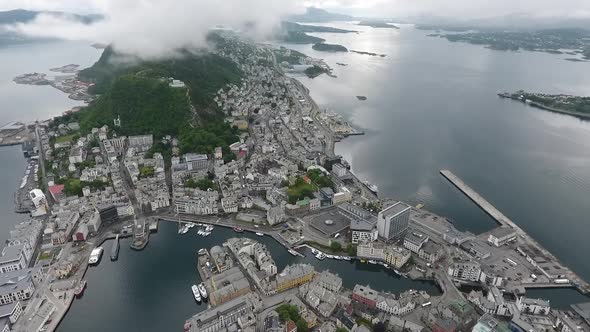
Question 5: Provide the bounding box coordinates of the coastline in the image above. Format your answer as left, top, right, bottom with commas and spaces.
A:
498, 92, 590, 120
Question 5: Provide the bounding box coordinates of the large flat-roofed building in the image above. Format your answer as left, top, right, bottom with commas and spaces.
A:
0, 268, 43, 305
209, 267, 251, 306
403, 231, 429, 253
487, 227, 517, 247
0, 247, 27, 274
377, 202, 411, 241
185, 153, 209, 172
185, 294, 256, 332
448, 261, 482, 282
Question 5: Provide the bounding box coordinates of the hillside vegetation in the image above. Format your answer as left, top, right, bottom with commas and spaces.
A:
54, 43, 243, 156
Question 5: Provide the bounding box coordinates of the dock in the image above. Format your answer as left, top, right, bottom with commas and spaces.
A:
110, 235, 120, 261
440, 170, 524, 234
440, 169, 590, 295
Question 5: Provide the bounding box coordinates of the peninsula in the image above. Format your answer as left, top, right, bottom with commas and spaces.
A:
499, 91, 590, 119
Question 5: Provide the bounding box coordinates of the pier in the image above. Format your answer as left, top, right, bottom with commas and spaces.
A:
440, 169, 590, 295
110, 235, 120, 261
440, 170, 524, 234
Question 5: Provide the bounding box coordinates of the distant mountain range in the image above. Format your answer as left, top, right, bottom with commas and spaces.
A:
287, 7, 353, 23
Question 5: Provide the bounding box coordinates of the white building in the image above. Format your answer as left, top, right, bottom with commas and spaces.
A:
516, 297, 551, 315
376, 295, 416, 316
377, 202, 411, 241
267, 206, 286, 225
357, 243, 385, 260
0, 247, 27, 274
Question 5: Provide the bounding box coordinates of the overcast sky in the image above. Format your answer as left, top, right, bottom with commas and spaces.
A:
2, 0, 590, 59
2, 0, 590, 19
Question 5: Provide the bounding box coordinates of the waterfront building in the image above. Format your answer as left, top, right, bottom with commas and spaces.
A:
276, 264, 314, 292
403, 231, 429, 253
487, 227, 517, 247
479, 267, 505, 287
356, 243, 385, 261
352, 284, 379, 309
0, 247, 26, 274
448, 261, 482, 282
384, 246, 411, 269
377, 202, 411, 241
267, 205, 285, 225
516, 297, 551, 316
0, 268, 43, 305
0, 301, 22, 327
209, 267, 251, 306
315, 270, 342, 293
209, 246, 234, 273
418, 241, 443, 264
185, 294, 257, 332
375, 293, 416, 316
554, 311, 581, 332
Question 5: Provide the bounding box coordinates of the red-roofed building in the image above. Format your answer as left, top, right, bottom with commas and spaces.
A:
48, 184, 65, 202
285, 320, 297, 332
302, 175, 311, 184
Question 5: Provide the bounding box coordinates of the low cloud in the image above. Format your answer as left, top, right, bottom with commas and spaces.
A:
5, 0, 304, 59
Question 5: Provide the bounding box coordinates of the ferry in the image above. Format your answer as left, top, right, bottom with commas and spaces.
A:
315, 252, 326, 260
74, 280, 87, 298
88, 247, 104, 265
198, 283, 208, 299
255, 232, 264, 237
363, 181, 379, 194
233, 226, 244, 233
191, 285, 202, 303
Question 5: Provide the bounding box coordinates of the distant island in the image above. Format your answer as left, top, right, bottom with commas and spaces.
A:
357, 20, 399, 29
312, 43, 348, 52
351, 50, 386, 57
281, 21, 356, 34
287, 7, 353, 23
423, 27, 590, 61
499, 91, 590, 119
356, 96, 367, 101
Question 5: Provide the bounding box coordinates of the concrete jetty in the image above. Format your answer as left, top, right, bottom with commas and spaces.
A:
440, 170, 524, 234
440, 169, 590, 295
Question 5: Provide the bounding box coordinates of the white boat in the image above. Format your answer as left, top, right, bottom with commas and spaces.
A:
188, 224, 195, 229
288, 249, 299, 256
205, 225, 214, 232
311, 248, 318, 255
88, 247, 104, 265
203, 231, 211, 237
342, 256, 352, 261
255, 232, 264, 237
334, 256, 343, 260
326, 254, 334, 259
363, 180, 379, 194
191, 285, 202, 303
197, 248, 207, 256
368, 260, 378, 265
315, 252, 326, 260
383, 264, 389, 268
198, 283, 208, 299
